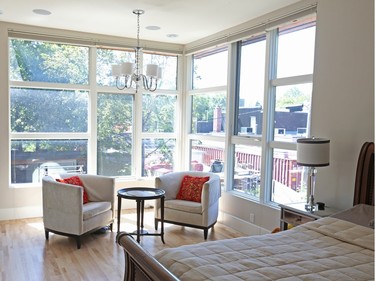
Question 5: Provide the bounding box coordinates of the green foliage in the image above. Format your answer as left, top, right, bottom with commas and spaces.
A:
10, 39, 88, 84
275, 87, 309, 110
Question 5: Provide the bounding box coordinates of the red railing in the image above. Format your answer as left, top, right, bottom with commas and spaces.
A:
192, 145, 301, 190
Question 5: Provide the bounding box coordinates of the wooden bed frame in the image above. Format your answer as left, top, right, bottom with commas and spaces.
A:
117, 142, 374, 281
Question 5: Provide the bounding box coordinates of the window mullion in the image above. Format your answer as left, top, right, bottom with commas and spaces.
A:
260, 28, 278, 203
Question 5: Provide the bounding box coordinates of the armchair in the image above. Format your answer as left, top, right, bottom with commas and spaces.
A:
154, 171, 221, 239
42, 174, 115, 249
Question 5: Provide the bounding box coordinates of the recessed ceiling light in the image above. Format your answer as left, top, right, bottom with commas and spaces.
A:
146, 26, 161, 31
166, 34, 178, 38
33, 9, 51, 16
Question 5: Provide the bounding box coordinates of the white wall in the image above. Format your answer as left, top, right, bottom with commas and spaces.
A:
220, 0, 374, 232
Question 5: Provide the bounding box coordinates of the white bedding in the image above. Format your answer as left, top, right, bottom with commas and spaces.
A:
155, 217, 374, 280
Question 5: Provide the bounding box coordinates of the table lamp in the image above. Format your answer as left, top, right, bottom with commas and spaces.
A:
297, 137, 330, 212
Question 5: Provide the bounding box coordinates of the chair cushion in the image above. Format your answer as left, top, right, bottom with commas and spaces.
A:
56, 176, 89, 204
176, 175, 209, 202
82, 201, 111, 220
165, 199, 202, 214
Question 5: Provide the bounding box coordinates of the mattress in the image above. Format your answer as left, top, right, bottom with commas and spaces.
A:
154, 217, 374, 280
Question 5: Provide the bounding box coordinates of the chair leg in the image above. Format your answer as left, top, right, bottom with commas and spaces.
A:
109, 223, 113, 232
155, 219, 159, 230
76, 236, 81, 249
45, 230, 49, 240
204, 228, 208, 240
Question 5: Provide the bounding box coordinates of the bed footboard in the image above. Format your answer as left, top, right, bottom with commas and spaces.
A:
116, 232, 179, 281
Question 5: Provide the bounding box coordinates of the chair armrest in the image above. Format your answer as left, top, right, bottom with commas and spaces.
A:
78, 174, 115, 204
201, 174, 221, 210
42, 176, 83, 233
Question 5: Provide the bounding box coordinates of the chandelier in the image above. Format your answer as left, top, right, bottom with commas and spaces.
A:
111, 9, 162, 92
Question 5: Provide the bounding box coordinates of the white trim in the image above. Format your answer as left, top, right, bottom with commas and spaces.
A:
10, 80, 90, 91
271, 74, 313, 86
218, 211, 270, 236
0, 206, 43, 220
185, 2, 317, 54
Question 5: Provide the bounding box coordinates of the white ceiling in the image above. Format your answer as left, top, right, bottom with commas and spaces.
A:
0, 0, 300, 45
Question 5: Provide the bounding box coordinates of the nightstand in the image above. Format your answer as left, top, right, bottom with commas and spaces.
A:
279, 202, 340, 230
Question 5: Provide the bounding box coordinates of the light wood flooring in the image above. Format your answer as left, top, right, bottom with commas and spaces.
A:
0, 208, 244, 281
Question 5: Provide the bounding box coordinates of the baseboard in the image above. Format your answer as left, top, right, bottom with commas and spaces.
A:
0, 206, 42, 221
218, 211, 270, 236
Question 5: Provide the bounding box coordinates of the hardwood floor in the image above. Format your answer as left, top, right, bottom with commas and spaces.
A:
0, 208, 244, 281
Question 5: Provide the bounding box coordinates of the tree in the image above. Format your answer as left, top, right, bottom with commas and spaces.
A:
275, 87, 310, 110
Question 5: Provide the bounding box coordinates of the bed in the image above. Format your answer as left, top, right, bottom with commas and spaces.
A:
117, 142, 374, 281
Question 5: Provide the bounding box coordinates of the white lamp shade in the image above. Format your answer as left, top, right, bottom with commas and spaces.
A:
111, 64, 121, 76
297, 138, 330, 167
146, 64, 158, 77
121, 62, 134, 75
157, 67, 163, 79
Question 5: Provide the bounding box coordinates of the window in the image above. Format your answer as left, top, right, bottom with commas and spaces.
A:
143, 53, 178, 90
96, 48, 135, 87
96, 48, 178, 178
236, 35, 266, 137
189, 46, 228, 185
9, 39, 89, 184
193, 47, 228, 89
141, 93, 177, 177
191, 92, 226, 134
269, 20, 315, 204
97, 93, 133, 176
230, 17, 316, 205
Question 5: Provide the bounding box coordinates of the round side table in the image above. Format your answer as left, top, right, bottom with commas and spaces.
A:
117, 187, 165, 243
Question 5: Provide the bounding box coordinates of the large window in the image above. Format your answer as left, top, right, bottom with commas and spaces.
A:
141, 93, 177, 177
9, 38, 179, 184
230, 17, 316, 204
189, 46, 228, 184
97, 93, 133, 176
269, 20, 315, 204
9, 39, 89, 184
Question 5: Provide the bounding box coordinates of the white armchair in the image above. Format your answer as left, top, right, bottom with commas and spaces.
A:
42, 174, 115, 249
154, 171, 221, 239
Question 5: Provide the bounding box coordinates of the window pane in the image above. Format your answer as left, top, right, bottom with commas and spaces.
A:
11, 139, 87, 184
10, 88, 88, 133
142, 94, 176, 133
232, 144, 261, 199
237, 35, 266, 136
142, 138, 176, 177
277, 22, 316, 78
9, 39, 89, 84
191, 92, 226, 134
190, 139, 225, 189
96, 48, 135, 87
143, 53, 178, 90
270, 148, 306, 204
274, 83, 312, 142
193, 47, 228, 89
97, 93, 133, 176
190, 139, 225, 173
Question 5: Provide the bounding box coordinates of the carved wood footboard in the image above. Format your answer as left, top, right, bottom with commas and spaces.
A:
116, 232, 179, 281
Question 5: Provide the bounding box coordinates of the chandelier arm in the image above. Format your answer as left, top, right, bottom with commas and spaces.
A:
149, 78, 158, 92
116, 76, 127, 90
112, 9, 160, 92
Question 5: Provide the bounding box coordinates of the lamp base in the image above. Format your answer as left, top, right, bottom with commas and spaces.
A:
305, 194, 316, 213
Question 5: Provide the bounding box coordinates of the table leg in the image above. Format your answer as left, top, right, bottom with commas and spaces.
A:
161, 196, 165, 244
140, 200, 145, 229
136, 199, 141, 243
117, 195, 122, 232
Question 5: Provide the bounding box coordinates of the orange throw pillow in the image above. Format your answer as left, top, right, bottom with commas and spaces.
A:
56, 176, 89, 204
176, 175, 210, 202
